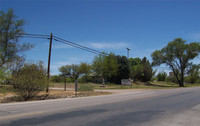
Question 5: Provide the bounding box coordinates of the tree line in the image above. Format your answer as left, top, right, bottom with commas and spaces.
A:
57, 54, 154, 85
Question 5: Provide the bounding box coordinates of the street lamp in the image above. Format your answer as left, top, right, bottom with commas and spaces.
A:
126, 48, 131, 59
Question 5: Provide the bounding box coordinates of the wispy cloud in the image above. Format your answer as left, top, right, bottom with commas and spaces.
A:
90, 42, 129, 49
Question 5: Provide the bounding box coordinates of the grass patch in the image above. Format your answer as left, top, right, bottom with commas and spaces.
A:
51, 81, 200, 90
78, 85, 94, 91
184, 83, 200, 87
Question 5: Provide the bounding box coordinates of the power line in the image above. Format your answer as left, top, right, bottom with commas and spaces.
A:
1, 33, 49, 37
1, 33, 109, 56
54, 38, 100, 55
20, 33, 49, 37
16, 35, 49, 39
53, 36, 108, 56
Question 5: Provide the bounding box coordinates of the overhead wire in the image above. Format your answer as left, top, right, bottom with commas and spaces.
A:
53, 38, 100, 55
15, 35, 49, 39
53, 36, 108, 56
1, 33, 108, 56
0, 33, 49, 37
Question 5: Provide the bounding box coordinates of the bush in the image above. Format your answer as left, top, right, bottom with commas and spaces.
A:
0, 67, 11, 84
157, 72, 167, 81
50, 75, 64, 83
12, 63, 47, 101
78, 85, 94, 91
78, 75, 93, 83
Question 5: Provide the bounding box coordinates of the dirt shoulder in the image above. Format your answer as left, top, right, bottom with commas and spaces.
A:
95, 89, 156, 94
0, 90, 111, 103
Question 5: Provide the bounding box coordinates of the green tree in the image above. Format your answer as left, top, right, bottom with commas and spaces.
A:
0, 9, 32, 68
152, 38, 200, 87
129, 57, 143, 82
59, 64, 85, 91
50, 75, 64, 83
0, 66, 11, 84
59, 64, 83, 82
92, 54, 104, 77
130, 64, 143, 83
79, 62, 91, 83
117, 55, 130, 79
12, 63, 47, 101
186, 64, 200, 84
129, 57, 141, 66
109, 55, 130, 84
92, 53, 118, 84
157, 72, 167, 81
141, 57, 153, 82
129, 57, 153, 82
103, 53, 119, 80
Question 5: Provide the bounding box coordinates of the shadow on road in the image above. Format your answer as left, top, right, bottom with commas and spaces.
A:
86, 110, 163, 126
1, 109, 107, 126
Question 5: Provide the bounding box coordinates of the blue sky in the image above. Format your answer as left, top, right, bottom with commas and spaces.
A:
1, 0, 200, 75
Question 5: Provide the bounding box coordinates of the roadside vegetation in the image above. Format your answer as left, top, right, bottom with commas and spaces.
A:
0, 9, 200, 103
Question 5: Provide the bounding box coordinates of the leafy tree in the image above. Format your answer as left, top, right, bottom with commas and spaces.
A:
92, 54, 104, 77
129, 57, 153, 82
59, 64, 83, 82
103, 53, 119, 79
0, 66, 11, 84
129, 57, 141, 66
12, 63, 47, 101
157, 72, 167, 81
186, 64, 200, 84
129, 57, 143, 82
79, 62, 91, 75
141, 57, 153, 82
79, 62, 91, 83
130, 64, 143, 83
50, 75, 64, 83
59, 64, 85, 91
10, 56, 25, 76
117, 55, 130, 79
109, 55, 130, 84
152, 38, 200, 87
92, 53, 118, 84
0, 9, 32, 68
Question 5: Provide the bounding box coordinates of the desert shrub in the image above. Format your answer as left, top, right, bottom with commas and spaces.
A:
0, 67, 11, 84
12, 63, 47, 101
50, 75, 64, 83
78, 85, 94, 91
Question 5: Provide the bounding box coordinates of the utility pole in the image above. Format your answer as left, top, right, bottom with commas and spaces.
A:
126, 48, 131, 59
47, 33, 53, 94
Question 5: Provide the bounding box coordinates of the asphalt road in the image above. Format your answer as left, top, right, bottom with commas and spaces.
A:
1, 87, 200, 126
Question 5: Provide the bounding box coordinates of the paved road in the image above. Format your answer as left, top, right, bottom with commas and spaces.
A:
1, 87, 200, 126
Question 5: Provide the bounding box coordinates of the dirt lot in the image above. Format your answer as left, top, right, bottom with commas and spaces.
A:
0, 90, 111, 103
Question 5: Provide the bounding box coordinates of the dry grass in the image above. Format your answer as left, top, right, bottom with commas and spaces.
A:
0, 89, 111, 103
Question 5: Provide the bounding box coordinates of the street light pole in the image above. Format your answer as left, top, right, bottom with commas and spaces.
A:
126, 48, 131, 59
126, 48, 131, 84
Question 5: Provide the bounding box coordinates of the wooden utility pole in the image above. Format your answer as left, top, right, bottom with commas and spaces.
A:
46, 33, 53, 93
75, 79, 78, 97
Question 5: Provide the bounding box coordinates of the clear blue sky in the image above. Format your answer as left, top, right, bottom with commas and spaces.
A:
1, 0, 200, 75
